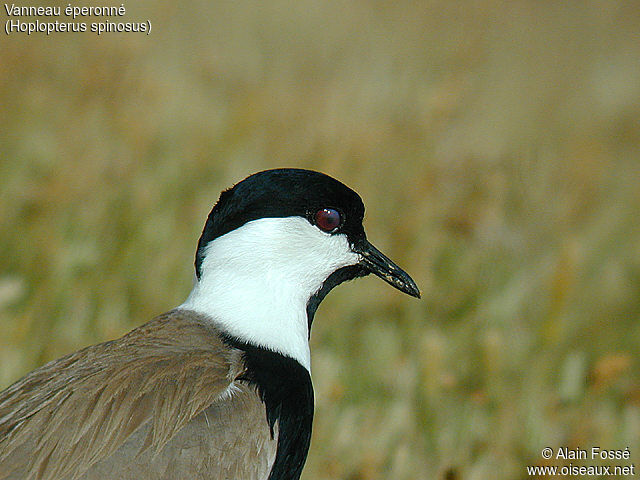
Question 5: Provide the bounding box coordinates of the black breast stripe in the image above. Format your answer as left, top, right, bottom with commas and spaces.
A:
223, 336, 314, 480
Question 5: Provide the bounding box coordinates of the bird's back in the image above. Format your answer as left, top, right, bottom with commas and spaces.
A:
79, 384, 276, 480
0, 310, 277, 480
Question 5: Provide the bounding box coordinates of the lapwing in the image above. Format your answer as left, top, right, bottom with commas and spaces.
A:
0, 168, 420, 480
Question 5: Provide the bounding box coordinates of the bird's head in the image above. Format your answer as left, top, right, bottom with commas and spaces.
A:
182, 168, 419, 369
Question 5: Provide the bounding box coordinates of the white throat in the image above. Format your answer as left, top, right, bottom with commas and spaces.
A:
179, 217, 360, 371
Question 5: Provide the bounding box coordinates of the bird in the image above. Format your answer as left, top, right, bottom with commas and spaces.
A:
0, 168, 420, 480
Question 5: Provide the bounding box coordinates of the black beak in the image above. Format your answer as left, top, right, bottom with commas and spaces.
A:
356, 240, 421, 298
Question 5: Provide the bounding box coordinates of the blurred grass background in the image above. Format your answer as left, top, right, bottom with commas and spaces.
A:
1, 1, 640, 478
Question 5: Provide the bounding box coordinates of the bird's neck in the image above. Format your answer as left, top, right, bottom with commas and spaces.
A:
178, 217, 360, 372
180, 269, 312, 371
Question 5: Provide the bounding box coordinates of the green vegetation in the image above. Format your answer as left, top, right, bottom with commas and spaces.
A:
1, 1, 639, 478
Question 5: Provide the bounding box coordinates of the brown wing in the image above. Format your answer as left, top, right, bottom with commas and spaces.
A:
0, 310, 243, 480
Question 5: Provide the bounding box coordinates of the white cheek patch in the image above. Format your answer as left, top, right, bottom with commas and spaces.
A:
179, 217, 360, 371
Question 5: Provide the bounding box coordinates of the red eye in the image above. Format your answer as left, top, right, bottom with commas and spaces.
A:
314, 208, 341, 232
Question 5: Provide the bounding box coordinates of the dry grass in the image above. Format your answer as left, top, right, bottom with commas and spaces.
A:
1, 1, 639, 478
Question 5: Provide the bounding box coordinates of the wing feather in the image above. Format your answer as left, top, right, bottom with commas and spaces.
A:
0, 310, 239, 480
